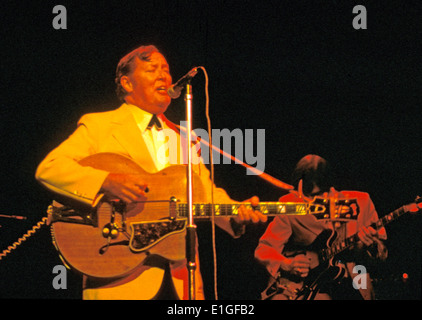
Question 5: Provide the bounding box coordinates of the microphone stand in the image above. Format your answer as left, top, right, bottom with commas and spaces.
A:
184, 81, 197, 300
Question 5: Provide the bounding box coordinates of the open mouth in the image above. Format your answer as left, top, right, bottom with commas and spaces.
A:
156, 86, 167, 92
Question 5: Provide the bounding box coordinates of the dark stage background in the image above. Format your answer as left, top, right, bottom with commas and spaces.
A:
1, 1, 421, 300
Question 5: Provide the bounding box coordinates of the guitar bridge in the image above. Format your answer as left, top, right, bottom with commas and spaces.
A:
129, 218, 186, 253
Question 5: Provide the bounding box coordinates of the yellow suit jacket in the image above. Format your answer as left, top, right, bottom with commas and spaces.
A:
36, 103, 238, 299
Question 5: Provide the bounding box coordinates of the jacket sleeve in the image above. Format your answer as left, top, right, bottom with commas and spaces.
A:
359, 193, 388, 260
35, 114, 109, 206
254, 215, 293, 277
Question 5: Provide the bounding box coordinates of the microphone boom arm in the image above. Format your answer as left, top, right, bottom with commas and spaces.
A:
167, 67, 198, 99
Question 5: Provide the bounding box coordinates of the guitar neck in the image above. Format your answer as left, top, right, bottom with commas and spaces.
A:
327, 205, 409, 258
177, 202, 309, 219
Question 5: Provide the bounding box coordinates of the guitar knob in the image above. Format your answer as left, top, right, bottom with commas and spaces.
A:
110, 228, 119, 239
102, 223, 119, 239
102, 227, 110, 238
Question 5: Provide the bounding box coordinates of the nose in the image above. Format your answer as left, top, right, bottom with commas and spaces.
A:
158, 68, 171, 83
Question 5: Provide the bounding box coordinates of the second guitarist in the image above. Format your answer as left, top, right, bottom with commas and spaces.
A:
255, 155, 388, 300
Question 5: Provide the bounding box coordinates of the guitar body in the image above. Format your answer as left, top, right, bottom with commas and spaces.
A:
262, 229, 347, 300
50, 153, 206, 280
303, 229, 348, 295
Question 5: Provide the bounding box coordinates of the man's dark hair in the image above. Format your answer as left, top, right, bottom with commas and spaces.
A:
115, 45, 160, 101
291, 154, 333, 196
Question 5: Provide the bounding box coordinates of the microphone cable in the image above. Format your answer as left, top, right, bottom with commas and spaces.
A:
198, 66, 219, 301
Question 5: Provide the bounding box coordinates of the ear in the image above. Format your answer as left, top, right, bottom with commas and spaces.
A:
120, 75, 133, 94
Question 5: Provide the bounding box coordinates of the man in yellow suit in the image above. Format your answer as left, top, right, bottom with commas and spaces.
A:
36, 45, 267, 300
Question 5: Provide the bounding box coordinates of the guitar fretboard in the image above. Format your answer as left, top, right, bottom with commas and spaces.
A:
325, 205, 409, 259
177, 202, 309, 219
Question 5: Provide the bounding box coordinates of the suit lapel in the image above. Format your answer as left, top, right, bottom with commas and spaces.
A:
110, 105, 158, 173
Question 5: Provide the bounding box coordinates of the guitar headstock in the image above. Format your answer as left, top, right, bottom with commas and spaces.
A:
405, 196, 422, 214
309, 197, 360, 221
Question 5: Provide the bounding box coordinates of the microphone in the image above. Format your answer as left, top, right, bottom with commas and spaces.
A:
167, 67, 198, 99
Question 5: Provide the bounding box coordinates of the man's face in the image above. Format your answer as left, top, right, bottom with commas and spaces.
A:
125, 51, 172, 114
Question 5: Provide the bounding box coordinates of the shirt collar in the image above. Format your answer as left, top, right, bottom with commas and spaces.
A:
123, 103, 162, 133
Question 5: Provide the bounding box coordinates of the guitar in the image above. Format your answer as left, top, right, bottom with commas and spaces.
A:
261, 197, 422, 300
48, 153, 358, 280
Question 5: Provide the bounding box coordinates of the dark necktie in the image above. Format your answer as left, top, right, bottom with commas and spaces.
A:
147, 115, 163, 130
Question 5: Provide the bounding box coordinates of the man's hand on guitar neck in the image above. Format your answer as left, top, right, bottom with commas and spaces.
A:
100, 173, 149, 203
357, 226, 388, 260
234, 196, 268, 224
357, 226, 380, 247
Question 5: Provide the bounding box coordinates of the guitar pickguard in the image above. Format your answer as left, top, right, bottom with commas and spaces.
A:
129, 218, 187, 253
